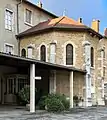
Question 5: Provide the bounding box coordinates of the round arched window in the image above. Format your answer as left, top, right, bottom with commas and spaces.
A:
21, 48, 26, 57
40, 45, 46, 62
66, 44, 73, 65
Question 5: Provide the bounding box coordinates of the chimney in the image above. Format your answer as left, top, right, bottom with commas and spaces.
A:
104, 28, 107, 37
37, 0, 42, 8
78, 18, 82, 23
91, 19, 100, 33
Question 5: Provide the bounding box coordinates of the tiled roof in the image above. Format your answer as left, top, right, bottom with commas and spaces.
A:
17, 16, 103, 39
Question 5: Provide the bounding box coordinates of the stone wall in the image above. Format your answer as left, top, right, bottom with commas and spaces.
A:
20, 30, 104, 105
56, 70, 70, 97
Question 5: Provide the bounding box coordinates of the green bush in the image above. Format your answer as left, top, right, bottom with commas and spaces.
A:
18, 85, 37, 104
59, 94, 70, 110
46, 95, 65, 112
38, 93, 70, 112
37, 96, 47, 110
18, 85, 30, 104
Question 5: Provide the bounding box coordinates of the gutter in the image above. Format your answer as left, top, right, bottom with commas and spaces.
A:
16, 0, 23, 56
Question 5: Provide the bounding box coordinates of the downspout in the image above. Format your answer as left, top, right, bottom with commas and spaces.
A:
16, 0, 22, 56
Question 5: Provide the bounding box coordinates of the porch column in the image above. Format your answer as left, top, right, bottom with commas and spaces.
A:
70, 71, 73, 108
30, 64, 35, 113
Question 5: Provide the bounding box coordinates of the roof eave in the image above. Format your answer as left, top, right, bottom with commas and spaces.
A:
23, 0, 58, 18
0, 52, 86, 73
17, 26, 103, 39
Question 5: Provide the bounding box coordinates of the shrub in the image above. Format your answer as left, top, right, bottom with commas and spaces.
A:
18, 85, 30, 104
18, 85, 37, 105
59, 94, 70, 110
37, 96, 47, 110
46, 95, 65, 112
38, 93, 70, 112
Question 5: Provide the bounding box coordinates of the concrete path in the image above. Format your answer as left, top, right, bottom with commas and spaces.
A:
0, 106, 107, 119
35, 107, 107, 120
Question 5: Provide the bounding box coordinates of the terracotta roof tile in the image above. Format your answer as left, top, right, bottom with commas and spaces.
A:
17, 16, 103, 39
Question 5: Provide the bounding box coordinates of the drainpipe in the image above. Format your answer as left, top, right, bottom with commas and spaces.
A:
16, 0, 22, 56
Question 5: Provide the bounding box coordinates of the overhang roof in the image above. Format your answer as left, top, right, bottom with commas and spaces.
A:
23, 0, 57, 18
17, 16, 103, 39
0, 52, 86, 74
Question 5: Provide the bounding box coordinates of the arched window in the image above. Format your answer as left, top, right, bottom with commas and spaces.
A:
91, 47, 94, 67
21, 48, 26, 57
66, 44, 73, 65
40, 45, 46, 62
103, 47, 105, 59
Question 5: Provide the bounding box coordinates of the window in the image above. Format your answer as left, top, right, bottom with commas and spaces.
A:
91, 47, 94, 67
5, 44, 13, 54
103, 48, 105, 59
103, 67, 106, 77
40, 45, 46, 62
28, 47, 33, 58
6, 77, 28, 94
21, 48, 26, 57
25, 9, 32, 24
66, 44, 73, 65
5, 9, 13, 31
50, 43, 56, 63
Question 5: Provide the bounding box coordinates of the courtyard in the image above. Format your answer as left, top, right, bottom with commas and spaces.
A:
0, 106, 107, 120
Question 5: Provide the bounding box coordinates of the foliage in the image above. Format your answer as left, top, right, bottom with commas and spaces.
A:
18, 85, 31, 104
18, 85, 38, 104
38, 95, 47, 110
38, 93, 70, 112
46, 95, 65, 112
59, 94, 70, 110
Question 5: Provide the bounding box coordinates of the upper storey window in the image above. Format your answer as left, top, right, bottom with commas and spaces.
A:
21, 48, 26, 57
66, 44, 73, 65
103, 47, 105, 59
5, 44, 14, 54
5, 9, 13, 31
25, 9, 32, 24
40, 45, 46, 62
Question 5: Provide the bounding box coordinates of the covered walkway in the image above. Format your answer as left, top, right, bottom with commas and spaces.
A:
0, 52, 86, 112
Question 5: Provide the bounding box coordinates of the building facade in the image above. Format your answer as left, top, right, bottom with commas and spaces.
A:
0, 0, 57, 55
0, 0, 107, 110
18, 16, 107, 106
0, 0, 58, 107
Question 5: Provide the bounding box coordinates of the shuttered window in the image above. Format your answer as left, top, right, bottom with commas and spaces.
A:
66, 44, 73, 65
40, 45, 46, 62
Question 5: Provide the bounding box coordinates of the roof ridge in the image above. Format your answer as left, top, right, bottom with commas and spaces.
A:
52, 16, 65, 26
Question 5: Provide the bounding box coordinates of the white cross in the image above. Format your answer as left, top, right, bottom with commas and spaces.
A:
35, 76, 42, 80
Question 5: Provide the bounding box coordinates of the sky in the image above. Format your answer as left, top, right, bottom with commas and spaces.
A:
31, 0, 107, 34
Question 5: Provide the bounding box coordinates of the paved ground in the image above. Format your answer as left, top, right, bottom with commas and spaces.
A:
0, 106, 107, 119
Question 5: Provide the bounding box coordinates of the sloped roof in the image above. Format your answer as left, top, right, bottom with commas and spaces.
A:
23, 0, 57, 18
17, 16, 103, 39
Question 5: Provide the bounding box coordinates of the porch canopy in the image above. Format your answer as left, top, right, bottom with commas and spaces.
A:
0, 52, 86, 112
0, 52, 86, 73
